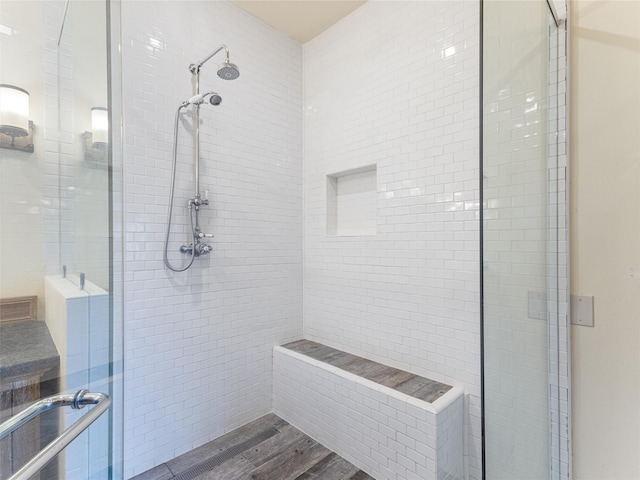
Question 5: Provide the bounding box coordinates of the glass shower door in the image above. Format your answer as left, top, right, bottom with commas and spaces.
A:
0, 1, 121, 478
482, 1, 568, 479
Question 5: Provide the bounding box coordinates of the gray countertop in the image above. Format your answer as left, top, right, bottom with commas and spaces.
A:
0, 321, 59, 380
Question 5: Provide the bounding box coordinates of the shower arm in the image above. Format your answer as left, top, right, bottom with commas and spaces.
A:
188, 44, 229, 205
189, 45, 229, 75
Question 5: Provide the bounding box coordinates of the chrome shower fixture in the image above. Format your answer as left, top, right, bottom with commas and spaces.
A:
217, 60, 240, 80
183, 91, 222, 107
189, 44, 240, 79
164, 44, 240, 272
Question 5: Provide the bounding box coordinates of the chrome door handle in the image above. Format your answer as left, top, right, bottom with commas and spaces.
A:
0, 390, 111, 480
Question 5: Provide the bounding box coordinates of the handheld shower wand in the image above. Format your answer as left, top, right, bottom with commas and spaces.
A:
183, 91, 223, 107
164, 45, 240, 272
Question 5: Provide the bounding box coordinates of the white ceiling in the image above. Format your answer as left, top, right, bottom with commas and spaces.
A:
232, 0, 368, 43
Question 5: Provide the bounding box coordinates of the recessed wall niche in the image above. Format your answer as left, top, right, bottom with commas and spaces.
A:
326, 165, 377, 236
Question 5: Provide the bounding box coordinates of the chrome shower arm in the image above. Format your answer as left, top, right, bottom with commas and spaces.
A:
189, 44, 229, 201
189, 44, 229, 74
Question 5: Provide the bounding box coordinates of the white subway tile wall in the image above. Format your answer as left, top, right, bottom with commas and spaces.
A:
273, 347, 464, 480
120, 1, 303, 476
303, 2, 481, 478
436, 395, 465, 480
118, 1, 570, 478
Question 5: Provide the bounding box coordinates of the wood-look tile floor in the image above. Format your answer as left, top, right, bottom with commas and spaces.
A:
130, 414, 375, 480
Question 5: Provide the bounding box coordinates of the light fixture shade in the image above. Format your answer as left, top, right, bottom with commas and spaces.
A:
91, 107, 108, 145
0, 84, 30, 137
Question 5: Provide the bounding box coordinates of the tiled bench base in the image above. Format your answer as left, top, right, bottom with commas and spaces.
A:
273, 340, 464, 480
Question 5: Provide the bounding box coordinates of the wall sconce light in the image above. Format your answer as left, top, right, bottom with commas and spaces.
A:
82, 107, 108, 164
0, 84, 34, 153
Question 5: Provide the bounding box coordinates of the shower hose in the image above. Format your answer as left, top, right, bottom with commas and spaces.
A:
163, 104, 197, 272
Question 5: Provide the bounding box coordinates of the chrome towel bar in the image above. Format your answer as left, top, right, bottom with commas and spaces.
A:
0, 389, 111, 480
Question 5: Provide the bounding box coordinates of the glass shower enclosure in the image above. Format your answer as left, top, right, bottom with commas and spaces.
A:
0, 0, 122, 478
0, 0, 570, 478
482, 0, 569, 479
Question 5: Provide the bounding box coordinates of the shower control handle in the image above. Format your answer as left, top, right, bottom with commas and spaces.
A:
189, 198, 209, 207
195, 243, 213, 255
179, 243, 213, 256
198, 233, 214, 238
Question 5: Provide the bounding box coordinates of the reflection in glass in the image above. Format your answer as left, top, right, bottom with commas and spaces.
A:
0, 0, 119, 478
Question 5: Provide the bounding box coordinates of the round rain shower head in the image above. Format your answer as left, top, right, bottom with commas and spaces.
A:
217, 60, 240, 80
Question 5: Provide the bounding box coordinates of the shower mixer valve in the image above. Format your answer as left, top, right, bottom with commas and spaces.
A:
177, 197, 214, 256
189, 197, 209, 208
180, 241, 213, 256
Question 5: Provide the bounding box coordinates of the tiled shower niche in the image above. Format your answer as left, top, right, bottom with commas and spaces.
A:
326, 165, 377, 236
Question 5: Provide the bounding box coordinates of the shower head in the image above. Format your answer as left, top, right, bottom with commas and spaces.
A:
189, 44, 239, 80
217, 60, 240, 80
207, 93, 222, 105
183, 91, 222, 107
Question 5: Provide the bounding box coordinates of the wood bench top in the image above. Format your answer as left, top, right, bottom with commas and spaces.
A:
281, 339, 452, 404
